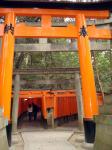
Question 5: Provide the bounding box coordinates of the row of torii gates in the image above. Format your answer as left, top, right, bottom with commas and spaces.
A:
0, 6, 111, 148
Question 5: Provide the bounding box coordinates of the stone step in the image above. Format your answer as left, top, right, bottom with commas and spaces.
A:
94, 115, 112, 150
94, 140, 112, 150
99, 104, 112, 115
104, 94, 112, 105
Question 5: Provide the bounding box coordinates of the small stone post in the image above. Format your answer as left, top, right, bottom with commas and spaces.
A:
75, 72, 84, 130
0, 108, 9, 150
12, 74, 20, 133
39, 38, 47, 44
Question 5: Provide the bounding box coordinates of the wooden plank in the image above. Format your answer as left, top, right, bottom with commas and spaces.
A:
14, 68, 79, 75
0, 23, 111, 39
0, 8, 109, 18
14, 24, 112, 39
14, 42, 111, 52
19, 79, 76, 85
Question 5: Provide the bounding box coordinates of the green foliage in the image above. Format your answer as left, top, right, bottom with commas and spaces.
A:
18, 51, 79, 68
16, 49, 79, 90
94, 51, 112, 93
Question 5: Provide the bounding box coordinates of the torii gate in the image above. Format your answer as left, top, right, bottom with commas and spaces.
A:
0, 7, 111, 140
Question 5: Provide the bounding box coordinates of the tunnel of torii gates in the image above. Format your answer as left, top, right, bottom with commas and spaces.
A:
0, 8, 112, 127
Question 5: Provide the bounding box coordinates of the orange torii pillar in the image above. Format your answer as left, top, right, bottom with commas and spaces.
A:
0, 12, 15, 146
76, 14, 99, 143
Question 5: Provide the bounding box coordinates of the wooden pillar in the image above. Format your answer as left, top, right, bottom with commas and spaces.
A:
76, 14, 98, 119
12, 74, 20, 133
76, 14, 98, 143
75, 72, 83, 130
0, 12, 15, 120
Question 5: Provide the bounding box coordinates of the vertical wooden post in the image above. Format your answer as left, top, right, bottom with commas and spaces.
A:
76, 14, 98, 143
76, 14, 98, 119
0, 12, 15, 120
12, 74, 20, 133
42, 92, 47, 128
75, 72, 83, 130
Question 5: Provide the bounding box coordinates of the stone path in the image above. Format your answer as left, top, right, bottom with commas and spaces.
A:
10, 120, 93, 150
22, 131, 76, 150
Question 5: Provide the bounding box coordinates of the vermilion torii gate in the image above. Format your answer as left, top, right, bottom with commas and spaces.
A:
0, 8, 111, 123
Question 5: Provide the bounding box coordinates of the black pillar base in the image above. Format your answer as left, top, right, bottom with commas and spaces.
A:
6, 123, 12, 147
83, 119, 96, 143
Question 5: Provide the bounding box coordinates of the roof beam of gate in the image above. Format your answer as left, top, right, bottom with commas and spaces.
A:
0, 8, 109, 18
0, 24, 111, 39
0, 9, 111, 39
0, 1, 112, 10
15, 24, 78, 38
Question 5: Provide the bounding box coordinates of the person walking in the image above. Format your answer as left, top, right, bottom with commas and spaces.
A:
27, 104, 33, 121
32, 103, 38, 121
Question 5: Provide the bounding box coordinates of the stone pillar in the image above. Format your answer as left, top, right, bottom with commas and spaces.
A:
51, 108, 54, 128
39, 38, 47, 44
12, 74, 20, 133
0, 108, 9, 150
75, 72, 83, 130
47, 108, 54, 128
